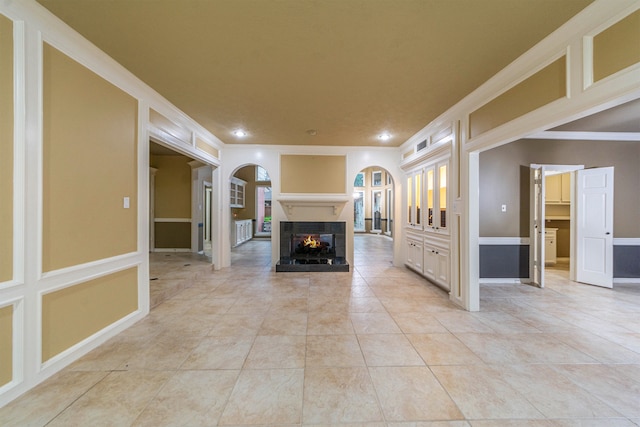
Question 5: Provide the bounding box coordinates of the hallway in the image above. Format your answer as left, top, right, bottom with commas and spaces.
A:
1, 235, 640, 425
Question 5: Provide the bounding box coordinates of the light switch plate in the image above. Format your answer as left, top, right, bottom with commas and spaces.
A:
123, 197, 130, 209
501, 204, 507, 212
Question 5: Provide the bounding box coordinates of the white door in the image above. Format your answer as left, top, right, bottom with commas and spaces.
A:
530, 166, 545, 287
576, 167, 614, 288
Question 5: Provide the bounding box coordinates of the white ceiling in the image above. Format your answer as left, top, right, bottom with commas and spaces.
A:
36, 0, 596, 147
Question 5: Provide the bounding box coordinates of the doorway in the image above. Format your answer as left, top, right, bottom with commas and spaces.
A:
229, 164, 272, 266
530, 164, 614, 289
353, 166, 394, 237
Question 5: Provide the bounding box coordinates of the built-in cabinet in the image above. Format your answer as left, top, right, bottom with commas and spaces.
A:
545, 173, 571, 204
406, 170, 422, 230
403, 153, 451, 291
406, 233, 424, 271
232, 219, 253, 247
545, 228, 558, 265
230, 177, 246, 208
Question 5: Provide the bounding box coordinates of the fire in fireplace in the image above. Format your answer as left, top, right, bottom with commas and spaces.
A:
276, 221, 349, 272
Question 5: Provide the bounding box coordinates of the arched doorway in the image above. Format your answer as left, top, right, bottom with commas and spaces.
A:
352, 166, 396, 270
229, 164, 272, 269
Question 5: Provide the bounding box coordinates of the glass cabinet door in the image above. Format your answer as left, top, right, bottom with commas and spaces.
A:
406, 171, 423, 229
406, 175, 413, 226
426, 167, 434, 228
414, 173, 422, 227
439, 163, 447, 230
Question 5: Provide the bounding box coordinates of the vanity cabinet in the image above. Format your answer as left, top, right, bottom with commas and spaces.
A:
230, 177, 246, 208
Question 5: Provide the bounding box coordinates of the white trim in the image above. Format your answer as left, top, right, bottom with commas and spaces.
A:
39, 252, 140, 284
613, 278, 640, 284
40, 309, 142, 371
149, 125, 220, 168
152, 248, 192, 253
479, 278, 530, 284
277, 194, 350, 217
527, 131, 640, 141
0, 297, 24, 397
39, 260, 142, 296
154, 218, 192, 223
478, 237, 530, 245
613, 238, 640, 245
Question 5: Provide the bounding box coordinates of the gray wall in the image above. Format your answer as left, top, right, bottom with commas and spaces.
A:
479, 139, 640, 238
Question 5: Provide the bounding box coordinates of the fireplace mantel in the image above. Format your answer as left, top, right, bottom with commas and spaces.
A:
277, 194, 350, 218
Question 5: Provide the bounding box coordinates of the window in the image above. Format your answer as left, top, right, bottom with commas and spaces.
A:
354, 172, 365, 187
256, 166, 270, 182
372, 171, 382, 186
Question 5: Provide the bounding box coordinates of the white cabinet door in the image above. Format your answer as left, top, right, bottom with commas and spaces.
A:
436, 248, 450, 288
406, 239, 423, 272
423, 245, 437, 280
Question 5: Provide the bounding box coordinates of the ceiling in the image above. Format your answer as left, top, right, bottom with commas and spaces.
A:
36, 0, 596, 147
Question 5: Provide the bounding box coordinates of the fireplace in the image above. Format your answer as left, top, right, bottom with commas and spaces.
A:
276, 221, 349, 272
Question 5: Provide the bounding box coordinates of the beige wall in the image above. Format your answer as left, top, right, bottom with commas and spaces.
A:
469, 57, 566, 138
281, 155, 346, 193
42, 267, 138, 362
154, 222, 191, 248
479, 139, 640, 238
232, 165, 257, 220
0, 304, 12, 387
151, 154, 192, 218
0, 14, 13, 282
196, 137, 219, 159
151, 154, 192, 248
594, 9, 640, 82
42, 44, 138, 272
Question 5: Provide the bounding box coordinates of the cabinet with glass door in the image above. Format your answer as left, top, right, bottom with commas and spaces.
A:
424, 160, 448, 235
406, 170, 423, 230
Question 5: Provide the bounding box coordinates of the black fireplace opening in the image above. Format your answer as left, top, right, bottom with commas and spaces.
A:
276, 221, 349, 272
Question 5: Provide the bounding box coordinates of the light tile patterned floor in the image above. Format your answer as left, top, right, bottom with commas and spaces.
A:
2, 234, 640, 426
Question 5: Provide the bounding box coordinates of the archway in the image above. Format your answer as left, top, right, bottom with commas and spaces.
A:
229, 163, 273, 268
351, 166, 396, 270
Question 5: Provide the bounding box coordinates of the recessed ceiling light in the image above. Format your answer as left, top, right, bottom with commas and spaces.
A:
378, 133, 392, 141
233, 129, 247, 137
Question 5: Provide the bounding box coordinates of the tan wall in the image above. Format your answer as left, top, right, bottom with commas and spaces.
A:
469, 57, 566, 138
42, 44, 138, 272
154, 222, 191, 248
232, 166, 257, 220
42, 267, 138, 362
479, 139, 640, 238
196, 137, 219, 159
0, 14, 13, 282
594, 9, 640, 82
151, 154, 192, 218
0, 304, 12, 386
281, 155, 346, 193
151, 154, 192, 248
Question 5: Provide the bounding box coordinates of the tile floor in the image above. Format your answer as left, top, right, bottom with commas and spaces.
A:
2, 234, 640, 426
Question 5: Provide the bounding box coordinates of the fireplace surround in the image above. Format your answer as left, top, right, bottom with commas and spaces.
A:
276, 221, 349, 272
